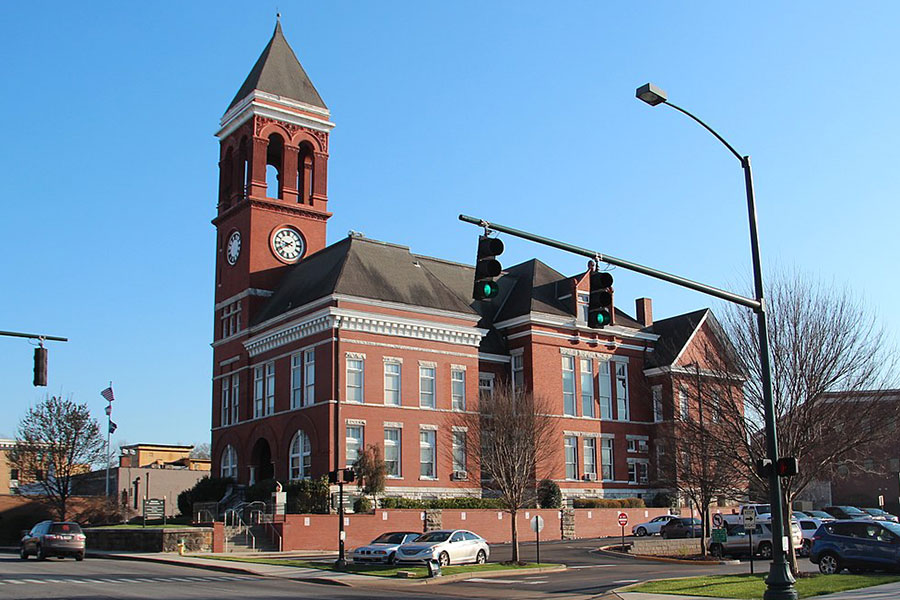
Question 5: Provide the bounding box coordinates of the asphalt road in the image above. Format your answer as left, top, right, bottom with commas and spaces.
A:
0, 540, 817, 600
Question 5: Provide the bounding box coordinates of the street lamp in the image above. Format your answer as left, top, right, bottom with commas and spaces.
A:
637, 83, 797, 600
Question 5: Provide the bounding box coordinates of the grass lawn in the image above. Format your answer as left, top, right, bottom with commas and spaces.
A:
630, 573, 900, 599
205, 556, 561, 579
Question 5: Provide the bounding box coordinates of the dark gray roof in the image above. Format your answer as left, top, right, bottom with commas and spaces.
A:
227, 21, 327, 112
645, 308, 709, 368
253, 237, 478, 326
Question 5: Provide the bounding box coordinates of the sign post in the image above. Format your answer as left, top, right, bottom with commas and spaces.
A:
617, 512, 628, 551
531, 515, 545, 565
743, 507, 757, 575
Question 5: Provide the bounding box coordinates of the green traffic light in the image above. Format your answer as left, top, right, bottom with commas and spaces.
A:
592, 310, 611, 327
474, 281, 498, 301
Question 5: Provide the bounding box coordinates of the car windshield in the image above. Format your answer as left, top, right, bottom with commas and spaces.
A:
372, 532, 409, 544
881, 521, 900, 536
862, 508, 886, 516
49, 523, 82, 534
839, 506, 867, 516
415, 531, 451, 543
808, 511, 831, 518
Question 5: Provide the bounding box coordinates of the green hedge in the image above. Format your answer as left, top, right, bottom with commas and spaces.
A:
572, 497, 646, 508
380, 497, 505, 509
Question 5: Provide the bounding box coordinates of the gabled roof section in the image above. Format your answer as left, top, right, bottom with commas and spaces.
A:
645, 308, 710, 368
252, 237, 479, 326
228, 20, 327, 112
494, 259, 571, 322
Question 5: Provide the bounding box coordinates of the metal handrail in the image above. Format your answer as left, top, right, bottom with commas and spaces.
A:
223, 508, 256, 551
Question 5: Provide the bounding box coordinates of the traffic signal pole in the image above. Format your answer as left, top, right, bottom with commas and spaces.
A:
0, 330, 68, 387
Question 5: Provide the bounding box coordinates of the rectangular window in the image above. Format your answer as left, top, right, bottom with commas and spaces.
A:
479, 374, 494, 399
231, 373, 239, 424
652, 385, 663, 422
452, 431, 466, 472
451, 369, 466, 411
303, 349, 315, 406
345, 425, 363, 467
583, 437, 597, 478
220, 302, 242, 339
577, 292, 590, 323
580, 358, 595, 418
221, 376, 231, 426
679, 387, 690, 420
254, 366, 264, 418
384, 428, 401, 477
601, 438, 614, 480
710, 391, 721, 423
512, 354, 524, 392
615, 362, 629, 421
420, 430, 436, 478
562, 356, 576, 416
598, 363, 612, 419
384, 362, 401, 406
346, 358, 364, 403
419, 366, 435, 408
564, 436, 578, 479
291, 353, 303, 409
265, 362, 275, 415
627, 438, 649, 453
629, 461, 649, 484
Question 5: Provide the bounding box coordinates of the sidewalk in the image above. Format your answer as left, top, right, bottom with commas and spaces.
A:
616, 581, 900, 600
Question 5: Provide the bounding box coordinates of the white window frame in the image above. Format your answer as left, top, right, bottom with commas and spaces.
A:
419, 429, 436, 478
577, 292, 590, 323
289, 430, 311, 480
265, 362, 275, 415
652, 384, 663, 422
253, 365, 265, 418
583, 437, 597, 478
628, 460, 650, 484
451, 368, 466, 411
221, 445, 237, 479
564, 435, 578, 480
221, 375, 231, 426
345, 425, 364, 467
384, 361, 401, 406
291, 353, 303, 409
679, 387, 690, 421
303, 349, 315, 406
419, 366, 436, 409
511, 353, 524, 392
452, 431, 466, 472
384, 428, 401, 477
598, 362, 613, 419
580, 358, 595, 418
562, 356, 576, 416
478, 373, 494, 399
601, 438, 614, 481
231, 373, 240, 424
346, 358, 364, 403
615, 362, 629, 421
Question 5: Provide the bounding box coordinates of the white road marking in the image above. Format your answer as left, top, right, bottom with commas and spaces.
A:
4, 580, 27, 584
23, 579, 44, 583
569, 564, 616, 569
613, 579, 640, 584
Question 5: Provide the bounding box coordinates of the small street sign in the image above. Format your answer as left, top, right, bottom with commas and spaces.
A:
713, 513, 724, 528
742, 507, 756, 529
617, 512, 628, 527
530, 515, 545, 533
712, 528, 727, 543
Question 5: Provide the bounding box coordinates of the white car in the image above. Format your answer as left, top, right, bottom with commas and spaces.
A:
632, 515, 678, 537
351, 531, 421, 564
396, 529, 490, 566
796, 518, 822, 557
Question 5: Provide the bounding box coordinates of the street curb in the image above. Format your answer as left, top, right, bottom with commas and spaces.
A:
595, 546, 740, 566
407, 564, 567, 585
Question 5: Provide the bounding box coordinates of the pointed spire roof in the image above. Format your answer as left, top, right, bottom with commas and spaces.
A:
227, 20, 327, 111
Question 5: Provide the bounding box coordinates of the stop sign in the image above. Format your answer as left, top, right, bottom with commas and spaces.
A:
617, 512, 628, 526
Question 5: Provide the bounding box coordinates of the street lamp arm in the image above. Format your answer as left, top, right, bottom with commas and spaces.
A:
663, 101, 744, 163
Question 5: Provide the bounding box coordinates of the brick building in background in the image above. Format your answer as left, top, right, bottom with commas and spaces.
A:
210, 21, 739, 504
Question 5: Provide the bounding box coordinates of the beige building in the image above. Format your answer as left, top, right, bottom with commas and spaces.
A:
1, 439, 20, 494
119, 444, 210, 471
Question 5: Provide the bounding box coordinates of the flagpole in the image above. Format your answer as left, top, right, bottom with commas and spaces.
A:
105, 381, 112, 498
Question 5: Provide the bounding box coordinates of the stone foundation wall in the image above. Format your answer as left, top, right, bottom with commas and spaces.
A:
629, 536, 707, 556
85, 527, 212, 553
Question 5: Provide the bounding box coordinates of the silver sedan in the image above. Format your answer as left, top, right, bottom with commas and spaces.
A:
351, 531, 422, 564
396, 529, 490, 566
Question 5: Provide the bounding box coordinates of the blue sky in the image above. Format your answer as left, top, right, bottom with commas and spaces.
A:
2, 2, 898, 445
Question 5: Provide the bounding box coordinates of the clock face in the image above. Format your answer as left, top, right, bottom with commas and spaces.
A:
226, 230, 241, 266
272, 227, 305, 263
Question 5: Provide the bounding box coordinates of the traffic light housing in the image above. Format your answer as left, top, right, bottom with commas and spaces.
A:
343, 468, 356, 483
473, 235, 504, 301
587, 271, 614, 329
776, 457, 799, 478
328, 468, 357, 484
33, 347, 48, 387
755, 458, 773, 478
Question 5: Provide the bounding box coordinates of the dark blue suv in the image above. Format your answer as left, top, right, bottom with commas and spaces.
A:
809, 520, 900, 574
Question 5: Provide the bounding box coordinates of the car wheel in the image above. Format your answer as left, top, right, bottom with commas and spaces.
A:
661, 530, 669, 539
636, 527, 647, 537
758, 542, 772, 560
75, 552, 85, 562
386, 552, 396, 565
710, 543, 724, 559
19, 546, 28, 560
37, 544, 47, 561
439, 551, 450, 567
800, 540, 811, 558
475, 550, 487, 564
818, 552, 842, 575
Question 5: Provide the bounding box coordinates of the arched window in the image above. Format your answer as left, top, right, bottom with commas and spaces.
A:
220, 147, 234, 209
289, 430, 311, 480
221, 445, 238, 479
266, 133, 285, 199
297, 142, 315, 204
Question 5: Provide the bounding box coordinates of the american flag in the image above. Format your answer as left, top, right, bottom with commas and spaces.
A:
109, 421, 118, 434
105, 405, 112, 416
101, 386, 115, 402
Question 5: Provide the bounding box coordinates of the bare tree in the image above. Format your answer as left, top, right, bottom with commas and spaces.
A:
191, 442, 211, 459
354, 443, 387, 508
11, 396, 106, 520
448, 382, 557, 563
708, 271, 899, 571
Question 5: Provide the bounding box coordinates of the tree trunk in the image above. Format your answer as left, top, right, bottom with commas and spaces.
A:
784, 494, 799, 575
511, 509, 519, 563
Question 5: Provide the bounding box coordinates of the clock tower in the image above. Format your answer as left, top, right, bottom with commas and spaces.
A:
212, 19, 333, 323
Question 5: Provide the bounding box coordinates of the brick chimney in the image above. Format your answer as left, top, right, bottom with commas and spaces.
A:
635, 298, 653, 327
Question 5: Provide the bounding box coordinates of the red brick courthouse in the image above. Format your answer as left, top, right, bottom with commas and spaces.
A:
210, 22, 735, 505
